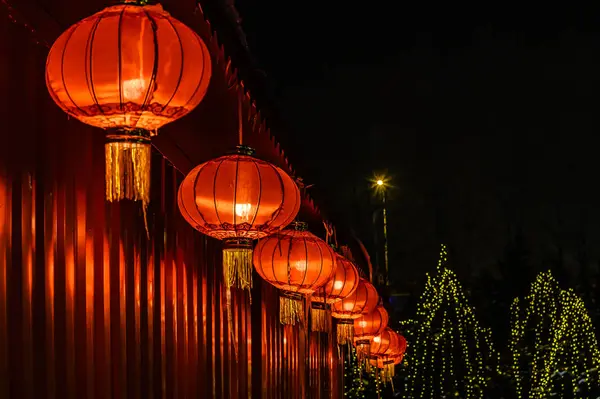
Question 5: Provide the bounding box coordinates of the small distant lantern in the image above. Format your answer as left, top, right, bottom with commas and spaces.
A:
353, 305, 389, 359
46, 2, 212, 209
331, 278, 379, 344
253, 222, 336, 325
310, 254, 360, 332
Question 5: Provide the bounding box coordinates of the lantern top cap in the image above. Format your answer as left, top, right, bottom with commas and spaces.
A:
230, 145, 256, 156
120, 0, 155, 6
291, 221, 308, 231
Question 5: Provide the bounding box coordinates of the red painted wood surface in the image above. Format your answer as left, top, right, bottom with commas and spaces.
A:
0, 3, 341, 398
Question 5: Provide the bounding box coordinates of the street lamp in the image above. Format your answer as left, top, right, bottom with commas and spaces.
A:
371, 176, 389, 286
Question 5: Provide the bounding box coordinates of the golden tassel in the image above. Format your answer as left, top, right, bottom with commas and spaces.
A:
105, 130, 151, 236
388, 363, 396, 391
336, 319, 354, 345
355, 339, 371, 368
105, 132, 151, 205
222, 238, 253, 362
310, 302, 331, 332
223, 238, 253, 291
280, 292, 304, 325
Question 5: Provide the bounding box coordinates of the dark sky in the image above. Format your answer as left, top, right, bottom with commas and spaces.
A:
233, 2, 600, 284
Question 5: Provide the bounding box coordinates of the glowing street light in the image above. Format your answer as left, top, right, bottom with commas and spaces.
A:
371, 175, 390, 286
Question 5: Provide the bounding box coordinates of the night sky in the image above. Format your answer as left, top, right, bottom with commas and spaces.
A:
233, 2, 600, 285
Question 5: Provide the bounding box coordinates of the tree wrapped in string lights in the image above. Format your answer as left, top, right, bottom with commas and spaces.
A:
406, 244, 496, 398
509, 271, 600, 398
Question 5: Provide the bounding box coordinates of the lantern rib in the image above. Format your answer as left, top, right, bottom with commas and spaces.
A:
298, 235, 309, 289
161, 17, 185, 113
264, 161, 286, 226
181, 31, 210, 111
117, 6, 125, 118
86, 13, 112, 127
270, 233, 279, 284
59, 25, 86, 117
248, 159, 262, 231
285, 234, 293, 286
232, 156, 240, 230
138, 10, 160, 128
311, 236, 325, 291
189, 163, 209, 226
212, 159, 226, 228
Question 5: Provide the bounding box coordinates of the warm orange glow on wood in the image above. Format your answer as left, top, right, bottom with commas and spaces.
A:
45, 3, 211, 131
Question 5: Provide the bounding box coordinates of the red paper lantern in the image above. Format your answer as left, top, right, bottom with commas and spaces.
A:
354, 305, 389, 341
46, 2, 211, 207
331, 278, 379, 344
353, 305, 389, 363
253, 223, 336, 325
371, 328, 406, 357
309, 254, 360, 332
178, 146, 301, 292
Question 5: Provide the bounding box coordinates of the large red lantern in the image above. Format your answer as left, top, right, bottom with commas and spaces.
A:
178, 146, 300, 292
331, 278, 379, 344
253, 222, 336, 325
46, 2, 211, 208
310, 254, 360, 332
354, 305, 389, 357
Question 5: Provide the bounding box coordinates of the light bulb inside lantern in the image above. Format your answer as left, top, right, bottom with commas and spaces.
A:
359, 321, 367, 328
122, 77, 147, 101
235, 203, 252, 221
373, 336, 381, 343
343, 302, 354, 311
293, 260, 307, 272
333, 280, 344, 290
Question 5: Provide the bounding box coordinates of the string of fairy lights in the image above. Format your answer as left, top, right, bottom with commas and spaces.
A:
406, 244, 496, 398
509, 271, 600, 398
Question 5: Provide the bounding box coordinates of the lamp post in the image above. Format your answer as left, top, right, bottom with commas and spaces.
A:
373, 178, 389, 286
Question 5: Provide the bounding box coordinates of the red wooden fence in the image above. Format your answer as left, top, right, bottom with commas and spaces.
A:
0, 2, 342, 398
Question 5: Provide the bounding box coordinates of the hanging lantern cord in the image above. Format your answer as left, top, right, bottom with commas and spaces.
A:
238, 87, 243, 146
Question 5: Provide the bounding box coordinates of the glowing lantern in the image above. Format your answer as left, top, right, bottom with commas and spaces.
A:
310, 253, 360, 332
253, 222, 336, 325
46, 2, 211, 208
370, 328, 406, 358
353, 305, 389, 358
331, 278, 379, 344
178, 146, 300, 293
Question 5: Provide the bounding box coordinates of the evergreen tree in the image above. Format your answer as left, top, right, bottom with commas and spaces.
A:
406, 244, 496, 398
509, 271, 600, 398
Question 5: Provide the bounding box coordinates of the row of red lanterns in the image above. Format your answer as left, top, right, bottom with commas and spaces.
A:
44, 0, 406, 376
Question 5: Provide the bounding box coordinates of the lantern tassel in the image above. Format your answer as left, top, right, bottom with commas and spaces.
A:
280, 292, 304, 325
310, 302, 331, 332
223, 238, 253, 291
337, 319, 354, 345
355, 339, 371, 367
105, 130, 151, 236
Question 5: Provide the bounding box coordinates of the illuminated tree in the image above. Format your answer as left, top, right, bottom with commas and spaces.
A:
509, 271, 600, 398
406, 244, 496, 398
